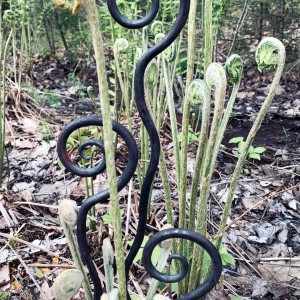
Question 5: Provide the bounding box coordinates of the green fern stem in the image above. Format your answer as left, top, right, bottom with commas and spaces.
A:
58, 200, 93, 300
188, 63, 227, 291
83, 1, 127, 298
203, 0, 213, 72
215, 38, 285, 249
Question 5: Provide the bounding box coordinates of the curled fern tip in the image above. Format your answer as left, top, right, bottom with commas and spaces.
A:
225, 54, 243, 84
255, 37, 285, 72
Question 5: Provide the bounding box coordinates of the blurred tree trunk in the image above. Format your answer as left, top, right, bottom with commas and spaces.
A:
279, 0, 285, 41
259, 2, 263, 41
54, 9, 68, 52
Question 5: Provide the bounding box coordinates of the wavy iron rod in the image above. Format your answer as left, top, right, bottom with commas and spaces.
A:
57, 0, 222, 299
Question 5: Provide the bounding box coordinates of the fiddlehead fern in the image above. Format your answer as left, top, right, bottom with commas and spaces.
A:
218, 54, 243, 144
189, 63, 226, 291
188, 80, 210, 233
58, 199, 93, 300
114, 38, 129, 54
145, 60, 158, 89
225, 54, 243, 84
256, 37, 282, 72
188, 79, 209, 105
151, 20, 164, 35
216, 37, 285, 248
52, 269, 84, 300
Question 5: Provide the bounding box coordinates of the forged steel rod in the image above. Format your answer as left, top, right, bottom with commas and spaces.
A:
57, 0, 223, 299
107, 0, 192, 277
57, 116, 138, 299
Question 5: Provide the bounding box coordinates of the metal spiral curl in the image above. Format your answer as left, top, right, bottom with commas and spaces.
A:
142, 228, 222, 299
57, 116, 138, 299
57, 0, 223, 298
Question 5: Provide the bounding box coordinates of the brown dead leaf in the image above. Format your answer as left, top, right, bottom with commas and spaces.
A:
10, 279, 21, 290
237, 91, 255, 99
258, 262, 300, 281
21, 117, 39, 135
205, 289, 229, 299
14, 138, 38, 149
18, 190, 34, 201
30, 141, 51, 158
0, 265, 9, 287
8, 149, 31, 160
52, 257, 59, 264
41, 268, 51, 276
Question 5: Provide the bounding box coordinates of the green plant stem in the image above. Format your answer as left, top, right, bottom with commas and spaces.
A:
189, 63, 226, 291
163, 58, 180, 181
203, 0, 213, 72
113, 46, 132, 132
186, 80, 210, 291
146, 225, 173, 300
145, 72, 173, 225
178, 0, 197, 215
59, 202, 93, 300
199, 78, 241, 283
155, 106, 173, 226
188, 82, 210, 233
215, 39, 286, 249
0, 30, 12, 186
83, 1, 127, 298
158, 153, 173, 225
176, 0, 198, 294
103, 238, 115, 294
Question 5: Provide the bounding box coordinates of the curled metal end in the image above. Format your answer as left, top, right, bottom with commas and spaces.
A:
58, 115, 138, 300
142, 228, 222, 299
57, 116, 107, 177
107, 0, 160, 29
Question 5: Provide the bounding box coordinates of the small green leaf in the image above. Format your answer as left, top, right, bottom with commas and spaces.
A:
34, 267, 44, 279
57, 158, 65, 170
0, 292, 8, 300
102, 210, 124, 224
254, 147, 266, 154
109, 77, 116, 85
80, 135, 89, 142
89, 126, 98, 135
86, 215, 97, 226
108, 90, 115, 96
249, 152, 261, 160
219, 246, 235, 267
101, 214, 112, 224
230, 296, 242, 300
127, 236, 160, 264
238, 141, 246, 153
189, 132, 199, 144
67, 136, 76, 147
248, 145, 255, 154
229, 137, 244, 144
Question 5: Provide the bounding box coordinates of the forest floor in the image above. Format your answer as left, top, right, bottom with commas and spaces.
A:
0, 55, 300, 300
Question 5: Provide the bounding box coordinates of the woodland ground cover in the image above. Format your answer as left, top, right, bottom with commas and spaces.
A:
0, 0, 300, 299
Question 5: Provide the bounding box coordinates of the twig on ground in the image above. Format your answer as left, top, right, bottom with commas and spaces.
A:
225, 184, 300, 230
0, 232, 75, 265
7, 243, 51, 300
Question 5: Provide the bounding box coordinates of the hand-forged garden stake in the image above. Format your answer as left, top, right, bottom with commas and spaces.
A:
57, 0, 222, 299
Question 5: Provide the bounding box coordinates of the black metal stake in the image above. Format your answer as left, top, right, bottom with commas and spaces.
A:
57, 1, 222, 299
